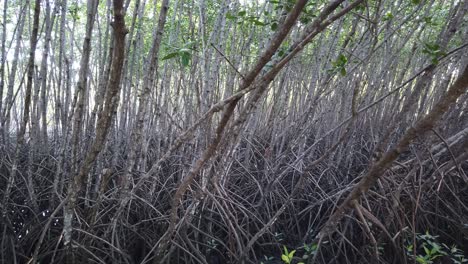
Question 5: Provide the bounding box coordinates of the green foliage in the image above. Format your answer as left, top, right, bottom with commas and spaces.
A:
301, 242, 318, 259
405, 231, 468, 264
268, 0, 320, 25
300, 1, 320, 24
276, 243, 318, 264
270, 21, 279, 31
382, 11, 394, 21
68, 2, 80, 21
226, 9, 267, 27
422, 42, 446, 64
329, 54, 348, 76
355, 3, 366, 12
276, 44, 290, 58
269, 0, 296, 12
161, 41, 196, 67
281, 246, 298, 264
422, 16, 438, 26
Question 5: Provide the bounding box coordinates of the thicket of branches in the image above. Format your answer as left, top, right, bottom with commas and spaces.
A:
0, 0, 467, 263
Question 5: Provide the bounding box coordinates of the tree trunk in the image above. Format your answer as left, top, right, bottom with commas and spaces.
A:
63, 0, 127, 257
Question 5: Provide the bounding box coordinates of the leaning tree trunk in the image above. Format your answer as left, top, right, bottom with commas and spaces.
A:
316, 63, 468, 255
151, 1, 310, 262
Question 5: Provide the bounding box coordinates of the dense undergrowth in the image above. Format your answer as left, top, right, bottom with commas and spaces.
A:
1, 122, 467, 263
1, 0, 467, 263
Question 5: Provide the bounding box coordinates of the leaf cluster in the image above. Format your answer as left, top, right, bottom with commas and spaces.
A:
161, 41, 197, 67
329, 54, 348, 76
422, 42, 446, 64
405, 231, 467, 264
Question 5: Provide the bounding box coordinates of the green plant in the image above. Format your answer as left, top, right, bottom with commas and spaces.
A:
161, 41, 197, 67
301, 242, 318, 260
226, 9, 267, 26
276, 242, 318, 264
405, 231, 468, 264
329, 54, 348, 76
449, 246, 468, 264
281, 246, 302, 264
422, 42, 446, 64
382, 11, 394, 21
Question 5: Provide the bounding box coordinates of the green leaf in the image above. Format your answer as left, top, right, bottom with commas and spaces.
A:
250, 18, 266, 26
338, 54, 348, 64
271, 22, 278, 31
281, 254, 290, 263
299, 15, 311, 24
416, 256, 428, 264
289, 249, 296, 259
406, 244, 413, 254
424, 246, 431, 256
423, 16, 432, 24
311, 243, 318, 251
425, 43, 440, 51
181, 52, 191, 67
356, 3, 366, 11
161, 52, 179, 60
340, 67, 347, 76
383, 12, 393, 21
68, 3, 80, 21
226, 13, 237, 20
238, 10, 246, 16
